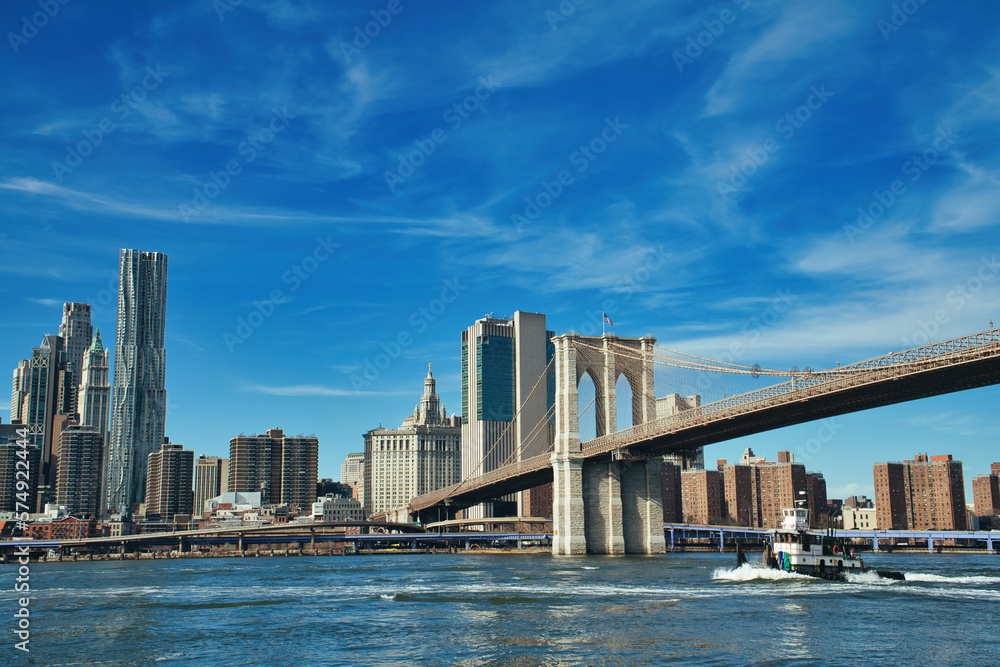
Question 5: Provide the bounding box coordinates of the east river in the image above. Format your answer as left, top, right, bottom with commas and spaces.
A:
3, 551, 998, 665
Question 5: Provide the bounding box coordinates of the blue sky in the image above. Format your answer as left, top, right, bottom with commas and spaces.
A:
2, 0, 999, 503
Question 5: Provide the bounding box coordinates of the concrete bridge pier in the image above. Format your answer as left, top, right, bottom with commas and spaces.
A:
619, 460, 666, 554
583, 461, 625, 554
554, 456, 666, 555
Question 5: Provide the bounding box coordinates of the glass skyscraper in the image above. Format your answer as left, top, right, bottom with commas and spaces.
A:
460, 311, 554, 518
103, 249, 168, 515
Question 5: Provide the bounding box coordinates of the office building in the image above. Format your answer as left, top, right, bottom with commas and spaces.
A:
55, 424, 103, 517
104, 249, 168, 515
681, 469, 723, 524
873, 454, 967, 531
341, 452, 363, 487
78, 329, 110, 443
972, 464, 1000, 518
461, 312, 554, 518
59, 302, 93, 386
11, 335, 74, 493
230, 428, 318, 507
145, 441, 194, 521
364, 365, 461, 517
0, 422, 40, 514
193, 455, 229, 517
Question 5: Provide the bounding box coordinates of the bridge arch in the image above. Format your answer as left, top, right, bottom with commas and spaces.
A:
554, 334, 657, 454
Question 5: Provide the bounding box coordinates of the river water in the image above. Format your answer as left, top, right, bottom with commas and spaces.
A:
4, 551, 998, 665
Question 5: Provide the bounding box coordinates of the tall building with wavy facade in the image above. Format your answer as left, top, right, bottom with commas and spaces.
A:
103, 249, 168, 515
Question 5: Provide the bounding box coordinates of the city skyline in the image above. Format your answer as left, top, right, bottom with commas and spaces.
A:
2, 2, 1000, 503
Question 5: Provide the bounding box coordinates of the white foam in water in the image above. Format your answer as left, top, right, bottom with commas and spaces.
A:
903, 573, 1000, 585
712, 564, 811, 582
844, 570, 894, 586
379, 593, 396, 601
581, 566, 599, 570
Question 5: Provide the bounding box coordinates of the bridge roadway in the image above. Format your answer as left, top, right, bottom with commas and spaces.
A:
411, 329, 1000, 514
0, 521, 424, 554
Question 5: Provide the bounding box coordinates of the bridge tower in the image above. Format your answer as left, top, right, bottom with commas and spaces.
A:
551, 334, 666, 555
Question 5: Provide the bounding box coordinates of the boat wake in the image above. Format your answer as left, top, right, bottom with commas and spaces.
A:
844, 570, 895, 585
902, 573, 1000, 585
712, 563, 811, 582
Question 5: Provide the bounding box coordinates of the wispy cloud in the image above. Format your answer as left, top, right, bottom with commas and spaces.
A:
241, 382, 411, 397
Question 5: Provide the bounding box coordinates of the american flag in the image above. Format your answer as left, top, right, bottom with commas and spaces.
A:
603, 312, 614, 326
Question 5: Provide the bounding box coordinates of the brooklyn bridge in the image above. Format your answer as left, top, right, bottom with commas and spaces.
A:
409, 328, 1000, 554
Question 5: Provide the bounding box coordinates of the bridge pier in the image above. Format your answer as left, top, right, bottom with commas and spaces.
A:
552, 451, 587, 555
620, 460, 666, 554
583, 461, 624, 554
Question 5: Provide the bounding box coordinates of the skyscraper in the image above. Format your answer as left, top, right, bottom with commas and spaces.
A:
460, 311, 554, 518
78, 329, 110, 443
103, 249, 168, 515
11, 334, 74, 498
59, 302, 93, 387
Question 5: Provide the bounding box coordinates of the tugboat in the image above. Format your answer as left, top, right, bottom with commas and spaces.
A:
752, 508, 904, 582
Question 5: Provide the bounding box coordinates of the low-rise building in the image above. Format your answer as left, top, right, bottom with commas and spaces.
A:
843, 506, 877, 530
313, 494, 363, 522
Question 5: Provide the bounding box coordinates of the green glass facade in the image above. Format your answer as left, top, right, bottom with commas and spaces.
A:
476, 335, 516, 422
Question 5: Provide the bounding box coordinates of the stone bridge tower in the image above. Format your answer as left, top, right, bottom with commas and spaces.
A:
551, 334, 666, 555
